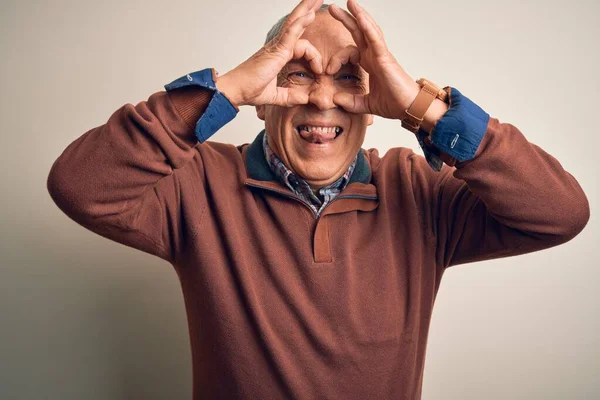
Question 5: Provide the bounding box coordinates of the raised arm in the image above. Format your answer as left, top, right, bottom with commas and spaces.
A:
47, 0, 327, 263
416, 115, 589, 269
328, 0, 589, 268
46, 84, 218, 263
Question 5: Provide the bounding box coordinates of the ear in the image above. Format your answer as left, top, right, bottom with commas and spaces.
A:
366, 114, 374, 126
256, 105, 265, 121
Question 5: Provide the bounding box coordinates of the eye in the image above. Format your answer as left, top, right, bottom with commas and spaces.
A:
285, 71, 314, 86
288, 71, 312, 79
337, 74, 360, 81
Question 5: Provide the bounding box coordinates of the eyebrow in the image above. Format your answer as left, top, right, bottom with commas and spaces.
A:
337, 63, 361, 73
283, 59, 312, 73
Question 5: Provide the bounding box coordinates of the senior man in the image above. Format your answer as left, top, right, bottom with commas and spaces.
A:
47, 0, 589, 398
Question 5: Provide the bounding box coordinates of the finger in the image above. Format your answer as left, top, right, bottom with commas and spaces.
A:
274, 11, 316, 52
286, 0, 317, 23
271, 87, 310, 107
311, 0, 325, 12
286, 0, 323, 26
333, 92, 372, 114
326, 45, 360, 75
328, 4, 367, 49
270, 0, 324, 55
294, 39, 324, 74
347, 0, 388, 54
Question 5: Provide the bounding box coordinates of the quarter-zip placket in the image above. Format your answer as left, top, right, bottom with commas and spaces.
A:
244, 179, 379, 263
244, 180, 318, 219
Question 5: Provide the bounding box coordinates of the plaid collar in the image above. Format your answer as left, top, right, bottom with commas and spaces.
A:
262, 132, 357, 216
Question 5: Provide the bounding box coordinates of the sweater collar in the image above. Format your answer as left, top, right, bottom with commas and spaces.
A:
244, 130, 372, 185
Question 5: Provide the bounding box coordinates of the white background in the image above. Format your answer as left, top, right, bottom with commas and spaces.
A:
1, 0, 598, 398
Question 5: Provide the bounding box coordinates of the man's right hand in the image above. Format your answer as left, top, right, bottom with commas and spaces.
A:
215, 0, 324, 108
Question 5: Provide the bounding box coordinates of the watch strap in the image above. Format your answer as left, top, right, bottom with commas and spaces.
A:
405, 79, 459, 168
401, 78, 447, 134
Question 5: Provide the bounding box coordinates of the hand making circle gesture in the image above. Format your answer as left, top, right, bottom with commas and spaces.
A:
217, 0, 327, 108
327, 0, 418, 120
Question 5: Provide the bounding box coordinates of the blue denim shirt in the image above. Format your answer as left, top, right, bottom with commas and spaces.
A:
165, 68, 490, 171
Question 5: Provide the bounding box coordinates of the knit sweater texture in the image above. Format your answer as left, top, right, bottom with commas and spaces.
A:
47, 87, 590, 399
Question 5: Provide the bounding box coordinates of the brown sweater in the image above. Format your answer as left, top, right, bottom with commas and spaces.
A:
47, 87, 590, 399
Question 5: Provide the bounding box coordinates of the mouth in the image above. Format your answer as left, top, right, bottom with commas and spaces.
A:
295, 125, 344, 144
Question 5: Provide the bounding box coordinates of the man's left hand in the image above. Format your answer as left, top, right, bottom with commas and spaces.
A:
327, 0, 420, 121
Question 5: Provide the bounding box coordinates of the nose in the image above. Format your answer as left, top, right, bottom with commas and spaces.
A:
308, 79, 337, 111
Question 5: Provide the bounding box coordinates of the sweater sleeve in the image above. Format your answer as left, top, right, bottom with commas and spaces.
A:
47, 85, 223, 264
420, 117, 590, 269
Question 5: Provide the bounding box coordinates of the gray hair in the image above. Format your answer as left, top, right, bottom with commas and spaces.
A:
265, 4, 331, 44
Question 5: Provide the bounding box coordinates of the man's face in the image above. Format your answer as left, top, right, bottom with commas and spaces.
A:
257, 12, 373, 188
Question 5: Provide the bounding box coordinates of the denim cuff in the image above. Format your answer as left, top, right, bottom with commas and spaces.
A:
416, 129, 445, 172
430, 87, 490, 162
164, 68, 238, 143
417, 87, 490, 171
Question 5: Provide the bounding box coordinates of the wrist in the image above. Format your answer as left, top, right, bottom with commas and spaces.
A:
400, 78, 449, 134
420, 97, 448, 134
215, 72, 244, 108
399, 80, 421, 119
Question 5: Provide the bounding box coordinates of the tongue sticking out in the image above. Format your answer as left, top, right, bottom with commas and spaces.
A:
299, 128, 336, 144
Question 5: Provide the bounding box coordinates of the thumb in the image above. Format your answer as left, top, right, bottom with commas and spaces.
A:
270, 87, 310, 107
333, 92, 371, 114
